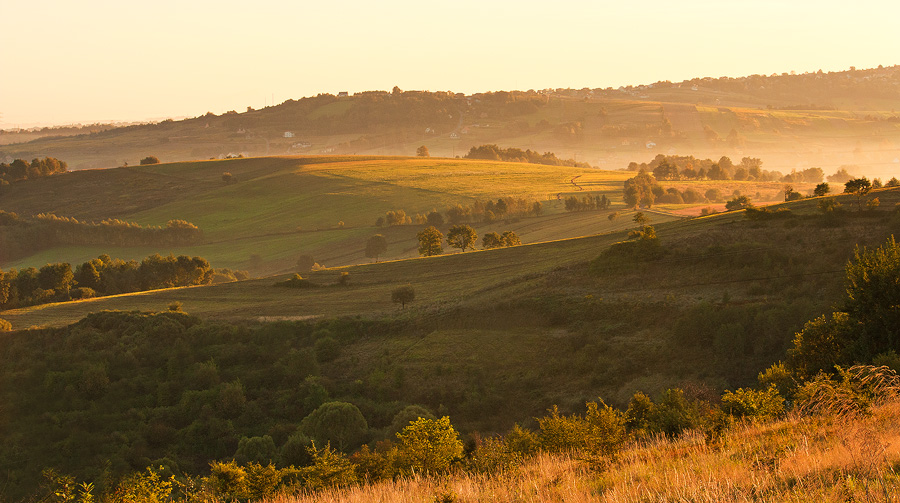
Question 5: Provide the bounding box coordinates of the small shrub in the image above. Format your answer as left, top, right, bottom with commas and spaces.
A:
721, 385, 785, 420
274, 274, 318, 289
537, 401, 626, 459
111, 466, 174, 503
139, 156, 161, 165
394, 416, 463, 474
302, 443, 358, 489
0, 318, 12, 331
205, 461, 247, 501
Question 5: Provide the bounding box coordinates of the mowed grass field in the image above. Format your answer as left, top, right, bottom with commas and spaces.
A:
0, 155, 642, 274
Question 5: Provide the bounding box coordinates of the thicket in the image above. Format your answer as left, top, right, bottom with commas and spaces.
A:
0, 210, 203, 261
0, 156, 67, 185
0, 253, 240, 310
465, 144, 593, 169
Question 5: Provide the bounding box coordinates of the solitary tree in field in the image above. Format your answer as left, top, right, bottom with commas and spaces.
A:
392, 284, 415, 309
416, 145, 430, 157
140, 156, 160, 165
417, 226, 444, 256
844, 177, 872, 211
446, 224, 477, 252
813, 183, 830, 197
632, 212, 649, 225
365, 234, 388, 262
725, 195, 753, 211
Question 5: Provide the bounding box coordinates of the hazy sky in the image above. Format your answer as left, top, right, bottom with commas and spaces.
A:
2, 0, 897, 128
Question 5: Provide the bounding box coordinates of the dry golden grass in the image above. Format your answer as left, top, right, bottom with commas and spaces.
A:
268, 401, 900, 503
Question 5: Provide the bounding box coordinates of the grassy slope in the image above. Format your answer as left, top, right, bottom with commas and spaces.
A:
5, 189, 900, 424
0, 156, 646, 274
281, 402, 900, 503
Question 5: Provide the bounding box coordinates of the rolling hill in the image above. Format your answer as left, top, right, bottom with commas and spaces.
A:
3, 66, 900, 179
0, 155, 664, 275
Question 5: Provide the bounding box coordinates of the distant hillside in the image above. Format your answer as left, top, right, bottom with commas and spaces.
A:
3, 66, 900, 177
0, 156, 647, 275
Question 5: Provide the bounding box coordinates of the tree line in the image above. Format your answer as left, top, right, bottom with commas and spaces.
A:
0, 210, 202, 261
0, 157, 67, 185
628, 154, 826, 183
377, 197, 542, 228
623, 170, 731, 208
0, 253, 243, 310
564, 193, 611, 211
416, 225, 521, 256
465, 144, 593, 168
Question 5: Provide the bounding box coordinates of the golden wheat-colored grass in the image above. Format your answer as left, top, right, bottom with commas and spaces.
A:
267, 401, 900, 503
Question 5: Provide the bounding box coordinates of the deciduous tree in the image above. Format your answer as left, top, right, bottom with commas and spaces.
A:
391, 284, 415, 308
364, 234, 387, 262
446, 224, 477, 252
813, 183, 830, 197
416, 226, 444, 256
482, 232, 503, 249
844, 177, 872, 210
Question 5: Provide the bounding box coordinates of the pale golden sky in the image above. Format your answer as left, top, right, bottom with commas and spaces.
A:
2, 0, 897, 128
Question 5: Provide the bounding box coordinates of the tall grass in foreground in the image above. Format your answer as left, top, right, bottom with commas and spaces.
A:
271, 402, 900, 503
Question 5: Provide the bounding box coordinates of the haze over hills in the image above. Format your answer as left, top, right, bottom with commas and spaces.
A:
4, 63, 900, 502
3, 65, 900, 177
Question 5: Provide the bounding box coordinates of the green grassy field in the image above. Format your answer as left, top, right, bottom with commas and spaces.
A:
0, 156, 648, 274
